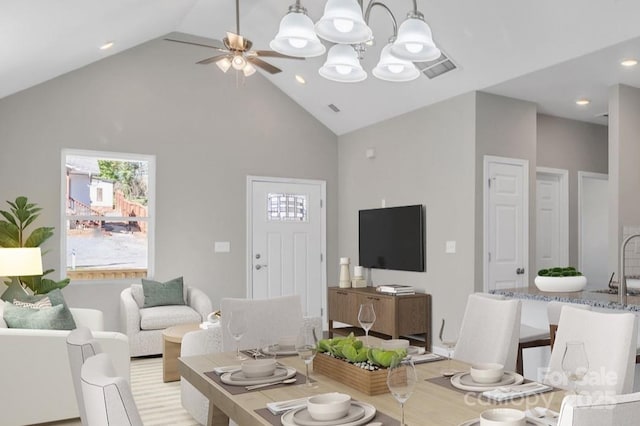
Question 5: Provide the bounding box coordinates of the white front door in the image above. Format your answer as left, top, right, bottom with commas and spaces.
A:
484, 156, 529, 291
578, 172, 609, 288
247, 177, 326, 318
536, 168, 569, 272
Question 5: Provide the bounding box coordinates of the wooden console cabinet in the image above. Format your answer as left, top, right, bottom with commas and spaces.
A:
328, 287, 431, 350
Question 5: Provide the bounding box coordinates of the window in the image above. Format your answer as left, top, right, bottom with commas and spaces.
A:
267, 193, 307, 221
62, 149, 155, 281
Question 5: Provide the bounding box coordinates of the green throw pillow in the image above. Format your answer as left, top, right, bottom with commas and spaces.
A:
142, 277, 186, 308
11, 288, 76, 329
3, 303, 76, 330
0, 279, 29, 302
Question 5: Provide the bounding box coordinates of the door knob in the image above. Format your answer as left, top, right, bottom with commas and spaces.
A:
516, 267, 525, 275
255, 264, 268, 270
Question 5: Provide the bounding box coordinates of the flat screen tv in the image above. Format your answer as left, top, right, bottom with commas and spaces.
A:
358, 204, 425, 272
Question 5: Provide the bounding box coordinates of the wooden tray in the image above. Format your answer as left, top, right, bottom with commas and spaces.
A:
313, 353, 389, 395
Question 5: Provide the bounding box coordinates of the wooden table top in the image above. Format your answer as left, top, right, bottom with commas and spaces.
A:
162, 323, 201, 343
179, 349, 566, 426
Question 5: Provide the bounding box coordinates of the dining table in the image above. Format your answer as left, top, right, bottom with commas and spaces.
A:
178, 341, 566, 426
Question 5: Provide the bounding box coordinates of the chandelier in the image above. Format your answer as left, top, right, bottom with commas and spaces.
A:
270, 0, 441, 83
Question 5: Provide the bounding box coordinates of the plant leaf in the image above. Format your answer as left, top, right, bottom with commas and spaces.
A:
24, 227, 54, 247
0, 210, 17, 226
34, 278, 70, 295
15, 196, 27, 209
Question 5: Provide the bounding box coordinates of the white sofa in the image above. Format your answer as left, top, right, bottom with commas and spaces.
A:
0, 301, 130, 426
120, 283, 212, 356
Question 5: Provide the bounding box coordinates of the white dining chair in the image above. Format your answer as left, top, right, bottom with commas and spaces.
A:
454, 293, 522, 372
67, 326, 103, 426
544, 306, 637, 394
81, 352, 143, 426
219, 295, 304, 351
556, 392, 640, 425
180, 325, 224, 425
547, 301, 592, 349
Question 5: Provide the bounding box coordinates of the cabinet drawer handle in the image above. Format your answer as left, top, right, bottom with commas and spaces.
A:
337, 291, 348, 295
366, 296, 379, 301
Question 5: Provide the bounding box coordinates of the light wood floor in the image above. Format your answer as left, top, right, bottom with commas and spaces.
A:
38, 357, 199, 426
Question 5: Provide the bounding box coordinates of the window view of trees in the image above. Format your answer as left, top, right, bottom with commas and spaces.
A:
63, 151, 154, 281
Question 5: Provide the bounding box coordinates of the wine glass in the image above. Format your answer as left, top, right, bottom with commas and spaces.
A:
358, 303, 376, 347
562, 341, 589, 394
387, 356, 417, 426
438, 318, 458, 376
295, 325, 319, 387
227, 310, 247, 360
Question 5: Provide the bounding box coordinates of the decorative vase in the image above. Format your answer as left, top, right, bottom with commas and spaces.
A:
339, 257, 351, 288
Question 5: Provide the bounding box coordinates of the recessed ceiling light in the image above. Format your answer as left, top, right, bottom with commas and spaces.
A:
621, 59, 638, 67
295, 75, 306, 84
100, 41, 114, 51
575, 99, 590, 106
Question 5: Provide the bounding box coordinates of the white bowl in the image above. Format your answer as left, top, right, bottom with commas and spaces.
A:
306, 392, 351, 421
277, 335, 297, 349
240, 359, 276, 378
480, 408, 525, 426
534, 275, 587, 292
380, 339, 410, 350
470, 363, 504, 384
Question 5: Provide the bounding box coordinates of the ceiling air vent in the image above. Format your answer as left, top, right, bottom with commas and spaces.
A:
328, 104, 340, 112
415, 51, 457, 79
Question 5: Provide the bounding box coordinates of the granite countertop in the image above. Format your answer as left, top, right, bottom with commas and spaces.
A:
490, 286, 640, 312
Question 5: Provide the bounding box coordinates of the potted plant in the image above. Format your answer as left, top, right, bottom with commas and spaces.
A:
0, 196, 70, 294
535, 267, 587, 292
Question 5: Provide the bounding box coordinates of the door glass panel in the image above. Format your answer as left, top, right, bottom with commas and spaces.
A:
267, 193, 307, 222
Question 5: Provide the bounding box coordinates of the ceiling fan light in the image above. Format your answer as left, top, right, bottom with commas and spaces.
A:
231, 54, 247, 70
319, 44, 367, 83
216, 57, 232, 73
373, 44, 420, 82
315, 0, 372, 44
243, 62, 256, 77
270, 12, 326, 57
391, 17, 441, 62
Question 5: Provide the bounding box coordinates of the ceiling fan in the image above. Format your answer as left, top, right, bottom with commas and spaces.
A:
165, 0, 303, 76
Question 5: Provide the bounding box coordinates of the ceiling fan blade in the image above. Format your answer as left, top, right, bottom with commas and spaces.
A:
197, 54, 229, 65
164, 38, 227, 52
248, 57, 282, 74
254, 50, 304, 60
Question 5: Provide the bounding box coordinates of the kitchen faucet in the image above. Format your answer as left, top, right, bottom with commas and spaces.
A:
619, 233, 640, 305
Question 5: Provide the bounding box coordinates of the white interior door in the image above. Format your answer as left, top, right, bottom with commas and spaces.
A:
247, 177, 326, 318
579, 172, 609, 288
484, 156, 529, 291
536, 168, 569, 272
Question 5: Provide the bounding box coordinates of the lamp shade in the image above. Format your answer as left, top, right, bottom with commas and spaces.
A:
315, 0, 372, 44
391, 17, 441, 62
270, 12, 326, 57
319, 44, 367, 83
0, 248, 43, 277
372, 43, 420, 82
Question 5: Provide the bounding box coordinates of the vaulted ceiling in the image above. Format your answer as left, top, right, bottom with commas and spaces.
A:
2, 0, 640, 135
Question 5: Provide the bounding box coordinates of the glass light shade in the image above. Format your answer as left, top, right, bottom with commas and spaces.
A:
315, 0, 372, 44
231, 55, 247, 70
243, 62, 256, 77
318, 44, 367, 83
216, 57, 232, 73
391, 18, 441, 62
372, 44, 420, 82
0, 248, 43, 277
270, 12, 326, 57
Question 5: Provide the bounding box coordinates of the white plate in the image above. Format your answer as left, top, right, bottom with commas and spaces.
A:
282, 402, 376, 426
407, 345, 425, 355
220, 366, 295, 386
458, 419, 539, 426
292, 404, 365, 426
451, 371, 524, 392
263, 345, 299, 356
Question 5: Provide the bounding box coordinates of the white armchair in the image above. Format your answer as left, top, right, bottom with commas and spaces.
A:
120, 283, 212, 357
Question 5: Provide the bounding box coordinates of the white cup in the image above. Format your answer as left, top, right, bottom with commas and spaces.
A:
479, 408, 526, 426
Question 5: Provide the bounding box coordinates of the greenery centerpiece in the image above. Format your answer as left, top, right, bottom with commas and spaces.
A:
317, 333, 407, 369
0, 196, 70, 294
535, 266, 587, 292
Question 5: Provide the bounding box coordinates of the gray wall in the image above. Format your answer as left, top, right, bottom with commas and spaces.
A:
0, 38, 339, 331
474, 92, 538, 287
338, 92, 477, 336
537, 114, 608, 267
608, 84, 640, 273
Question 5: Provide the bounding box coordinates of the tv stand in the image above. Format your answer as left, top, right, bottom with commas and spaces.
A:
327, 287, 431, 350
